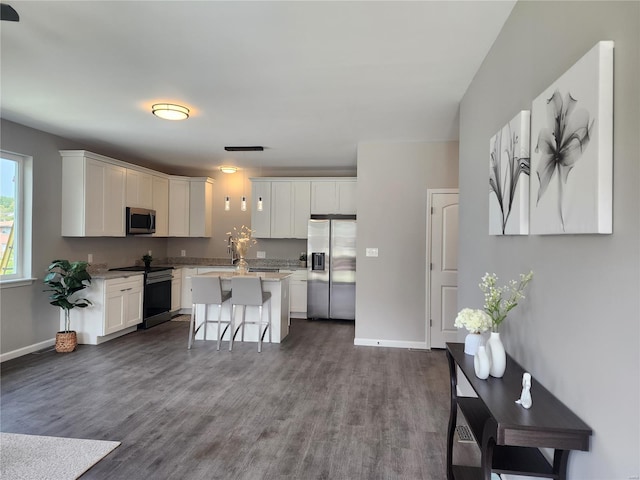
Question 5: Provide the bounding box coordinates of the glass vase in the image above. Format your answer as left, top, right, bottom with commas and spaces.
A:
236, 256, 249, 274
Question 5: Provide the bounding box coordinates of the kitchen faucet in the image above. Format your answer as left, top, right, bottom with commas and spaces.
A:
228, 236, 238, 265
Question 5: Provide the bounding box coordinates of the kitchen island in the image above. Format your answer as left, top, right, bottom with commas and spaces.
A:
192, 271, 291, 344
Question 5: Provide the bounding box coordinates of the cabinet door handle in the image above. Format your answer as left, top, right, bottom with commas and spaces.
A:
121, 287, 133, 292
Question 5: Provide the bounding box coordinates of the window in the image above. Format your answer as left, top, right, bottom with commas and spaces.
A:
1, 151, 32, 286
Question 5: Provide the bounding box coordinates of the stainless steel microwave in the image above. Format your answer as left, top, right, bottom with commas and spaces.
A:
126, 207, 156, 234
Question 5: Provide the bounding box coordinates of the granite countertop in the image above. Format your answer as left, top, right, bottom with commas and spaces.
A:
86, 257, 306, 279
87, 270, 145, 280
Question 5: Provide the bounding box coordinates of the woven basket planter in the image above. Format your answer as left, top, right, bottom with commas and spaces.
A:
55, 331, 77, 353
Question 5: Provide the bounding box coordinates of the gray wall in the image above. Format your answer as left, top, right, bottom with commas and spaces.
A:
355, 141, 458, 345
458, 2, 639, 478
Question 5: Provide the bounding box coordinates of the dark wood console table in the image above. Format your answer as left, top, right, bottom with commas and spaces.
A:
446, 343, 592, 480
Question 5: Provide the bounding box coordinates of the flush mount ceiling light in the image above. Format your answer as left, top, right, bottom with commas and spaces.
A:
220, 166, 238, 174
151, 103, 189, 121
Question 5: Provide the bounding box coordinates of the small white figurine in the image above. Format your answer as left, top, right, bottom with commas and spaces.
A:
515, 372, 532, 409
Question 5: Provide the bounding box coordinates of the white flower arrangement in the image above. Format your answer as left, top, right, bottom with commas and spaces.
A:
226, 225, 257, 258
454, 308, 492, 334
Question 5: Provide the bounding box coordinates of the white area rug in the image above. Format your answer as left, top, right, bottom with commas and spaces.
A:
0, 433, 120, 480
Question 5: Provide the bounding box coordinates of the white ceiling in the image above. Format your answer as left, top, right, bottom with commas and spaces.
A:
1, 1, 515, 174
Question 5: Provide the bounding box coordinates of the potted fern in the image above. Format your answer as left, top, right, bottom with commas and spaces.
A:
43, 259, 93, 352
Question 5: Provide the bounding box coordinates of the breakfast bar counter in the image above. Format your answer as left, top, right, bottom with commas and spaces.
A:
193, 271, 291, 344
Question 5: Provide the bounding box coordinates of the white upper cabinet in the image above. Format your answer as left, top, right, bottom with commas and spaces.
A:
311, 179, 356, 215
168, 177, 190, 237
61, 150, 126, 237
251, 179, 310, 239
168, 176, 214, 237
125, 169, 153, 209
189, 177, 214, 237
271, 180, 310, 239
336, 180, 357, 214
61, 150, 212, 238
152, 175, 169, 237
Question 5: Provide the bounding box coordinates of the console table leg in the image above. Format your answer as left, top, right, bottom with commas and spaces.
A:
446, 350, 458, 480
553, 449, 570, 480
481, 426, 497, 480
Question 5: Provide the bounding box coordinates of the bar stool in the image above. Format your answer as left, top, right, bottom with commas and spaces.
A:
188, 276, 232, 351
230, 276, 272, 352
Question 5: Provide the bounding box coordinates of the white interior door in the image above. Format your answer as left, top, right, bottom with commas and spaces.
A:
427, 190, 459, 348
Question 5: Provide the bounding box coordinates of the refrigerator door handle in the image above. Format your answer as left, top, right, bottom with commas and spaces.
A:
311, 252, 325, 271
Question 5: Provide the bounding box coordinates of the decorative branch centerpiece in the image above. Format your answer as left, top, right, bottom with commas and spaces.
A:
226, 225, 257, 274
480, 270, 533, 378
455, 270, 533, 379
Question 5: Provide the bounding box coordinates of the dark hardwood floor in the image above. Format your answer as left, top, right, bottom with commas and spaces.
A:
1, 318, 464, 479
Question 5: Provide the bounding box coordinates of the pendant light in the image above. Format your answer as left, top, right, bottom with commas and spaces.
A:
256, 156, 263, 211
220, 166, 236, 212
241, 169, 247, 211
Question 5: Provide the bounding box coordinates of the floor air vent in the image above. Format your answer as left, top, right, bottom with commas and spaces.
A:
455, 425, 475, 443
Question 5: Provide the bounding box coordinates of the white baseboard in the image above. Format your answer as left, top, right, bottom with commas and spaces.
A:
354, 337, 428, 350
0, 338, 55, 363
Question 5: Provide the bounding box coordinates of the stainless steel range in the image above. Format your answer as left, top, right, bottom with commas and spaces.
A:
109, 266, 173, 329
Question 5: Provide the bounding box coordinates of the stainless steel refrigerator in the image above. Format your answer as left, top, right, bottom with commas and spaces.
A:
307, 216, 356, 320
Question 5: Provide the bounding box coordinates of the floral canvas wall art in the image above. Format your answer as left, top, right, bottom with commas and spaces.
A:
489, 111, 530, 235
530, 41, 614, 234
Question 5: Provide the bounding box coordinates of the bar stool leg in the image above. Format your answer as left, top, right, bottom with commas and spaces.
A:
216, 304, 223, 351
257, 305, 263, 353
188, 306, 196, 349
203, 304, 208, 342
241, 306, 246, 342
268, 298, 272, 344
229, 304, 236, 351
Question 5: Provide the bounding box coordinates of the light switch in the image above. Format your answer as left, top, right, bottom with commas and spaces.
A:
366, 248, 379, 257
181, 250, 186, 257
88, 253, 93, 263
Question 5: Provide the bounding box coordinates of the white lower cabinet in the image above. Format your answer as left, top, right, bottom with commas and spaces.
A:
282, 269, 307, 318
171, 268, 182, 313
65, 275, 143, 344
181, 268, 198, 310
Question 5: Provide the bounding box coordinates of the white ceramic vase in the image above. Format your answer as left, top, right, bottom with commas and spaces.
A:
486, 332, 506, 378
464, 333, 482, 356
473, 345, 491, 379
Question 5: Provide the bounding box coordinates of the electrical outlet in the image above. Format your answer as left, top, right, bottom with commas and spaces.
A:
257, 251, 266, 259
87, 253, 93, 263
181, 250, 186, 257
148, 250, 152, 256
366, 248, 379, 257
